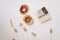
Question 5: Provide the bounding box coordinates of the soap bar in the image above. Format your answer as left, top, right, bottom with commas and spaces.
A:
36, 7, 51, 23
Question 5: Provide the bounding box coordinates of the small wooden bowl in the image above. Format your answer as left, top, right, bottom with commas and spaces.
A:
23, 15, 34, 25
19, 4, 29, 14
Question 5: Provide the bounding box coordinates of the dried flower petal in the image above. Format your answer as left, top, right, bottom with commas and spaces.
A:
50, 28, 53, 34
19, 22, 22, 27
14, 28, 18, 33
10, 19, 13, 27
12, 38, 15, 40
31, 32, 36, 36
23, 27, 27, 32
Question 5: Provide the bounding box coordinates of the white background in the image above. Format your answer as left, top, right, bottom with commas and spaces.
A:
0, 0, 60, 40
